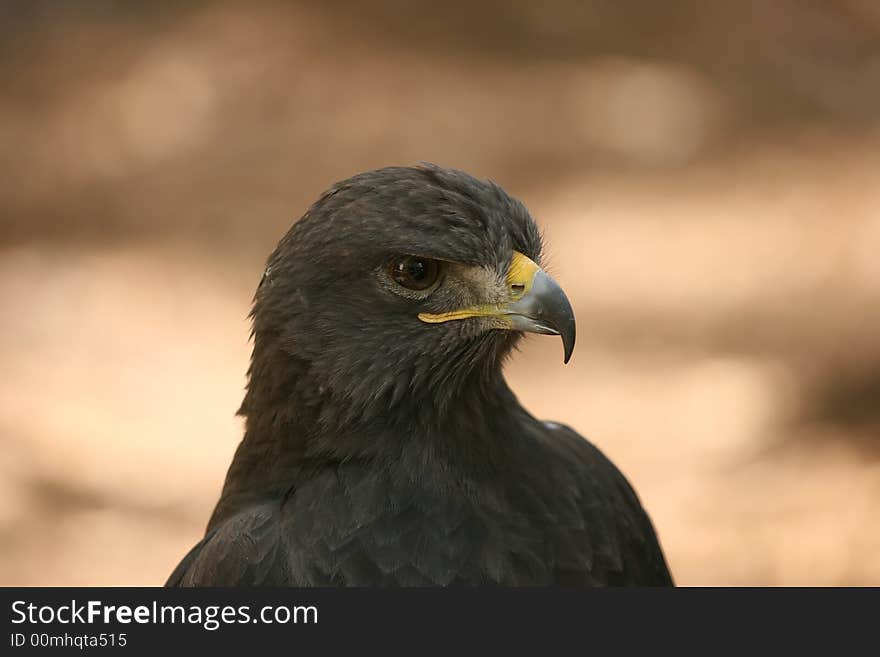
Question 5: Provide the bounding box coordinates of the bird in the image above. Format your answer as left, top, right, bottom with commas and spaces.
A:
166, 164, 673, 586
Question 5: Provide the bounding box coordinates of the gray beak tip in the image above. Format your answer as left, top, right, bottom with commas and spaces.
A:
563, 338, 575, 364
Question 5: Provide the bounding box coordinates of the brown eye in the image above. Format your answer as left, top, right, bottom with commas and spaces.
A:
388, 256, 441, 291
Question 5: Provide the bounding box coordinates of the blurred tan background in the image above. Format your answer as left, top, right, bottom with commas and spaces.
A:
2, 0, 880, 585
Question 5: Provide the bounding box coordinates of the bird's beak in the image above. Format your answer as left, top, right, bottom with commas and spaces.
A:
502, 253, 577, 363
419, 251, 577, 363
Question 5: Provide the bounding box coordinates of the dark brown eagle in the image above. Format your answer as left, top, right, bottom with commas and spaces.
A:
167, 164, 672, 586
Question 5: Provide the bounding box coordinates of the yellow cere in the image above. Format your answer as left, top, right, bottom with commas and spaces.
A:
418, 251, 539, 324
505, 251, 540, 299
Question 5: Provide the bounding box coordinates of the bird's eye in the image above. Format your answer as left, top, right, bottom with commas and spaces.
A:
387, 256, 441, 291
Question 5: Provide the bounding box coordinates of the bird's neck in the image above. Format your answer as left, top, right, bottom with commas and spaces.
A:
209, 345, 528, 528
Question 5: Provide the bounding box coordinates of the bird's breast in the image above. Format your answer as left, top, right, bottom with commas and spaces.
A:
280, 462, 592, 586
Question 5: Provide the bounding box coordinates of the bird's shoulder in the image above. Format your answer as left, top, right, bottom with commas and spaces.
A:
530, 420, 641, 502
521, 419, 673, 585
166, 501, 291, 586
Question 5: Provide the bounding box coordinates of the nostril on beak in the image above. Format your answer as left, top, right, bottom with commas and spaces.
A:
510, 283, 526, 296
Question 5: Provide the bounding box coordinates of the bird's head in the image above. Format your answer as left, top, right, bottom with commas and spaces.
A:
244, 165, 575, 435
